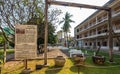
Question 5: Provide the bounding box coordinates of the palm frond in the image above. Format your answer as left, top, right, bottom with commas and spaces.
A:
69, 19, 75, 23
59, 12, 75, 34
59, 20, 64, 25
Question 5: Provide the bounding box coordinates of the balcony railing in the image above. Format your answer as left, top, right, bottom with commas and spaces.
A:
76, 10, 120, 35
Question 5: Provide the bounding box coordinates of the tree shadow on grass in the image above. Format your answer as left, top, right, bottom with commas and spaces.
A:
45, 66, 63, 74
4, 65, 24, 74
70, 66, 78, 73
70, 65, 86, 74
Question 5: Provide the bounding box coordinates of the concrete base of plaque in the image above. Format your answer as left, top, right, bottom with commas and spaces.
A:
21, 68, 31, 74
36, 64, 43, 70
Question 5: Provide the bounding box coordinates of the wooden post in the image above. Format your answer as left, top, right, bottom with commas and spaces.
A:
0, 66, 1, 74
108, 9, 113, 62
78, 66, 80, 74
24, 59, 27, 69
48, 1, 109, 10
44, 0, 48, 65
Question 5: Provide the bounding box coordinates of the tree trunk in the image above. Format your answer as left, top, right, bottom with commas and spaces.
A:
64, 32, 66, 47
3, 41, 6, 63
66, 32, 69, 48
108, 10, 113, 62
95, 45, 101, 56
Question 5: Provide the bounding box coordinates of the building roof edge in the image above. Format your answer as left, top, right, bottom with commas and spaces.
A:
74, 0, 115, 29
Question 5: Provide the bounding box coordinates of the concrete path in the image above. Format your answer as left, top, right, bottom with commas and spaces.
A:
5, 47, 70, 61
37, 47, 70, 59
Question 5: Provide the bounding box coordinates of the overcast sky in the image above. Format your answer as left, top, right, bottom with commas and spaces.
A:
49, 0, 109, 36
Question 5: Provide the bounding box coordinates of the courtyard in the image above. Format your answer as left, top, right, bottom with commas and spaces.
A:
0, 47, 120, 74
0, 0, 120, 74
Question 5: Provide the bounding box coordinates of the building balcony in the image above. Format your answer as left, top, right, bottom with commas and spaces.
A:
75, 10, 120, 37
79, 33, 107, 40
114, 30, 120, 33
112, 10, 120, 17
76, 11, 120, 35
78, 29, 120, 40
78, 20, 107, 34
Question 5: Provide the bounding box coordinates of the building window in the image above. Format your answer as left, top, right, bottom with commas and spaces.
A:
98, 31, 101, 34
103, 41, 107, 46
77, 29, 79, 32
97, 42, 100, 46
104, 29, 108, 32
89, 42, 92, 46
77, 35, 79, 39
85, 43, 87, 46
115, 42, 119, 46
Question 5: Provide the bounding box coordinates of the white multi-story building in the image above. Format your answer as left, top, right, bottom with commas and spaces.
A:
74, 0, 120, 50
57, 30, 64, 45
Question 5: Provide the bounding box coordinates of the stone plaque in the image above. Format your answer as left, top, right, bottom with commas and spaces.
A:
15, 25, 37, 60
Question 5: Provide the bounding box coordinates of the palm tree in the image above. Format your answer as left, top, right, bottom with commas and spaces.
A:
59, 12, 75, 47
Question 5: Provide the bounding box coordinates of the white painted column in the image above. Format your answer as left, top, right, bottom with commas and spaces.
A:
96, 28, 98, 35
96, 39, 98, 49
96, 17, 98, 24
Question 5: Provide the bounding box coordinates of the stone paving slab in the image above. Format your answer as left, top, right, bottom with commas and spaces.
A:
37, 48, 70, 59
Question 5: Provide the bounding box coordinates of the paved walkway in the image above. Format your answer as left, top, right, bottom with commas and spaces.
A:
6, 47, 70, 61
37, 47, 70, 59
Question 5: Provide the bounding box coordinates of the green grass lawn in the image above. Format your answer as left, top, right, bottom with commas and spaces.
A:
0, 49, 14, 55
1, 58, 120, 74
1, 49, 120, 74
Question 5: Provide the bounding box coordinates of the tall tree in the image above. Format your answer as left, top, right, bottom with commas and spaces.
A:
0, 0, 61, 44
0, 34, 7, 63
59, 12, 75, 47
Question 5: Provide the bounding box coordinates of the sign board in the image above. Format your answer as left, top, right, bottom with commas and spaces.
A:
15, 25, 37, 60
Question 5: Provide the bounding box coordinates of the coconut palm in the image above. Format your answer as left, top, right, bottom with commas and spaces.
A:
59, 12, 75, 47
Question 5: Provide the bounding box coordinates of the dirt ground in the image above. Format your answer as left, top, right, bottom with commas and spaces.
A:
3, 48, 70, 69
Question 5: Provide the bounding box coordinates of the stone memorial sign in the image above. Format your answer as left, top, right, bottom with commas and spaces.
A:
15, 25, 37, 60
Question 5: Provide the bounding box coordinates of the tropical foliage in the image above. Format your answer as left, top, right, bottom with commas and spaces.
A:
0, 35, 4, 44
0, 0, 61, 44
59, 12, 75, 47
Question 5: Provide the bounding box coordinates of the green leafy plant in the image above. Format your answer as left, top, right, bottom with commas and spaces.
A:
0, 55, 3, 64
